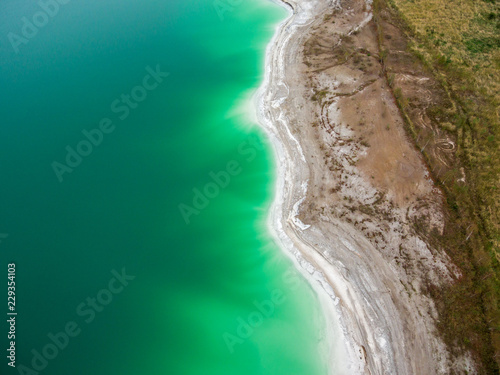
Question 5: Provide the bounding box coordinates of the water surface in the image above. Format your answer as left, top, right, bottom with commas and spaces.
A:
0, 1, 329, 374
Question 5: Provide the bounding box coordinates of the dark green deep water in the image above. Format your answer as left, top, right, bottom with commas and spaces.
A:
0, 1, 329, 374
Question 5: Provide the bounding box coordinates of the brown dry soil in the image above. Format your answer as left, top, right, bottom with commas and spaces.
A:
297, 0, 499, 372
374, 1, 500, 373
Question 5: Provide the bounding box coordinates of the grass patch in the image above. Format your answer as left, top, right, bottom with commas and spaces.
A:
373, 0, 500, 372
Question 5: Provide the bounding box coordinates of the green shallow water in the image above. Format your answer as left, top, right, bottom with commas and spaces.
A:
0, 1, 330, 374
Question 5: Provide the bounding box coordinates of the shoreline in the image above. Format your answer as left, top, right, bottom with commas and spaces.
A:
254, 0, 465, 373
254, 0, 364, 373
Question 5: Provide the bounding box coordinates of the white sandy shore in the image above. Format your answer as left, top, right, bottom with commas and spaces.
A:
255, 1, 366, 373
253, 0, 459, 374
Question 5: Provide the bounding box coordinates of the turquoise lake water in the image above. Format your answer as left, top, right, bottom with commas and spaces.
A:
0, 1, 329, 374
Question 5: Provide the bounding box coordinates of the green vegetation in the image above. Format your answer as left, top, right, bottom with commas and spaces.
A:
312, 89, 329, 102
373, 0, 500, 372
